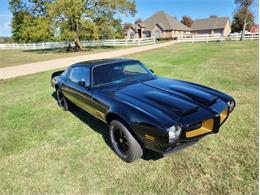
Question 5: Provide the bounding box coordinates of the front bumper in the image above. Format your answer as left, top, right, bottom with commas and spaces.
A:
162, 140, 198, 156
162, 106, 229, 156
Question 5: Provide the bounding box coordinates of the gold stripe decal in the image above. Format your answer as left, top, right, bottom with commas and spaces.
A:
186, 118, 214, 138
95, 110, 105, 120
220, 108, 228, 124
145, 134, 155, 141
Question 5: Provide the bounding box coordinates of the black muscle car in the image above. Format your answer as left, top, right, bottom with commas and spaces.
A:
51, 58, 235, 162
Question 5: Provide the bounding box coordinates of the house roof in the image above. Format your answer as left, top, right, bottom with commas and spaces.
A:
137, 22, 146, 28
123, 25, 137, 33
191, 16, 230, 31
143, 11, 190, 31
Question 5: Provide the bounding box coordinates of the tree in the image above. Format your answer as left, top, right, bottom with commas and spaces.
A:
231, 9, 254, 32
9, 0, 136, 50
134, 18, 142, 24
48, 0, 136, 50
9, 0, 29, 42
233, 0, 255, 40
9, 0, 54, 43
181, 16, 193, 28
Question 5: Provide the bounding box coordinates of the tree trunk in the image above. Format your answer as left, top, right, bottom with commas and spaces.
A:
74, 36, 82, 51
240, 15, 247, 41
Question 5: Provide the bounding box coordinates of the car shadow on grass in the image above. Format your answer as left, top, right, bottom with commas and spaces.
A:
51, 92, 162, 161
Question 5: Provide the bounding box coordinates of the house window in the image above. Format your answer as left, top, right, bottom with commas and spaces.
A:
155, 30, 161, 38
144, 31, 151, 38
130, 32, 135, 39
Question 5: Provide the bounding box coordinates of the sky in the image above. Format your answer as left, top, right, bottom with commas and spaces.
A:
0, 0, 259, 37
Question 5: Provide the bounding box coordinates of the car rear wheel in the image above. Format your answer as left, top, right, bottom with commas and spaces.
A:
56, 88, 69, 111
109, 120, 143, 162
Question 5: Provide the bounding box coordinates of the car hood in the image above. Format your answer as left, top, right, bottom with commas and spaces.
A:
112, 77, 228, 120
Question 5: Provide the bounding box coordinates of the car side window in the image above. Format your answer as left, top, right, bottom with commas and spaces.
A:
68, 67, 90, 86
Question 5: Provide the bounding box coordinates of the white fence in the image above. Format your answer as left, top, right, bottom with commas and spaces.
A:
177, 34, 224, 43
0, 33, 258, 50
177, 33, 259, 43
0, 37, 156, 50
227, 33, 259, 41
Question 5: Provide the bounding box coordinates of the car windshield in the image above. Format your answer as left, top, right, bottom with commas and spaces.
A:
93, 61, 155, 87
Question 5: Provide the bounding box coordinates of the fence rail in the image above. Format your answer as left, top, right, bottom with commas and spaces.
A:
0, 33, 258, 50
177, 34, 224, 43
0, 37, 156, 50
227, 33, 259, 40
177, 33, 259, 43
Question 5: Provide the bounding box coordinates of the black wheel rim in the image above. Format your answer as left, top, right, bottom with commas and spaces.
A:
57, 90, 65, 109
112, 126, 128, 155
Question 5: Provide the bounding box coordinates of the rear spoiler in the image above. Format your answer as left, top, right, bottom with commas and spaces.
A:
51, 70, 64, 88
51, 70, 64, 79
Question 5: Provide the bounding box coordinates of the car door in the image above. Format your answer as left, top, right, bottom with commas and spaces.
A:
62, 66, 96, 115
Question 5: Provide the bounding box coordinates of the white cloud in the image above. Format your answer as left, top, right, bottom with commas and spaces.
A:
0, 14, 12, 37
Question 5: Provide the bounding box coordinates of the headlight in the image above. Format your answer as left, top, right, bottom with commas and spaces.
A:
227, 100, 235, 112
168, 125, 182, 143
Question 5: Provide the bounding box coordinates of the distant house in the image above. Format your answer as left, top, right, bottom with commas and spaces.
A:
251, 24, 259, 33
191, 16, 231, 35
125, 25, 138, 39
125, 11, 190, 39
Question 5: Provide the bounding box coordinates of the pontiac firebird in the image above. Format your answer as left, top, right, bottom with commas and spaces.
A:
51, 58, 235, 162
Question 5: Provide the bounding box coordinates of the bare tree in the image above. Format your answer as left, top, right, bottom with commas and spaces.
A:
234, 0, 254, 40
231, 9, 254, 32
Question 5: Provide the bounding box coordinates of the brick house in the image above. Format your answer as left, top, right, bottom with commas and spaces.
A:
251, 24, 259, 33
125, 11, 190, 39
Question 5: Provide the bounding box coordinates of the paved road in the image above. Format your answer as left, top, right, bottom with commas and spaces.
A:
0, 41, 177, 80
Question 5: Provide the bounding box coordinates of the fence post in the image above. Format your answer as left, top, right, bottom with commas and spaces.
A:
125, 39, 128, 47
153, 37, 156, 44
206, 34, 209, 43
251, 33, 253, 40
192, 34, 194, 43
138, 39, 141, 46
113, 39, 116, 47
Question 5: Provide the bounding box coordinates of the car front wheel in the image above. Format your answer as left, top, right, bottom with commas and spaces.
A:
109, 120, 143, 162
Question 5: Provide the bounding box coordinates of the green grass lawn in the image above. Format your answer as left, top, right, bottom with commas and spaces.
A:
0, 41, 258, 194
0, 46, 131, 68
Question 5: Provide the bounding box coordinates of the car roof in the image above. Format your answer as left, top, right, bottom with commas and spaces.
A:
71, 58, 139, 68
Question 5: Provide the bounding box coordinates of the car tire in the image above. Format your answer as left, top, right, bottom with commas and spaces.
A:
109, 120, 143, 162
56, 88, 70, 111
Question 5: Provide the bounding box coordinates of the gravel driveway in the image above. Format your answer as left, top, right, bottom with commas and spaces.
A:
0, 41, 176, 80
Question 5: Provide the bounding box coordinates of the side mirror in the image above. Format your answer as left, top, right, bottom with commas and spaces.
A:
150, 69, 154, 73
78, 81, 85, 86
78, 81, 90, 90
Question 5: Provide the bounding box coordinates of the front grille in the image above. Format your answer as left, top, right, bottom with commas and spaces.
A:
185, 118, 214, 138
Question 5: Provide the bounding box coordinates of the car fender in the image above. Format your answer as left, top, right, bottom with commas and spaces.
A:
106, 99, 169, 151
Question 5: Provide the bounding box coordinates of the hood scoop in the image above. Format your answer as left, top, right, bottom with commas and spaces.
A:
169, 85, 217, 105
144, 91, 199, 115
